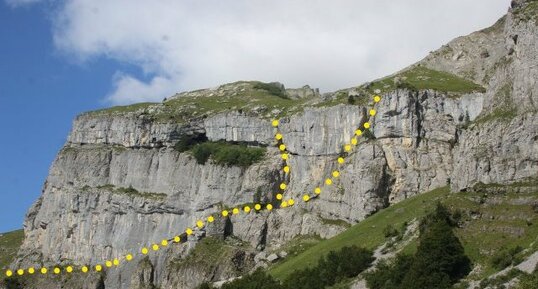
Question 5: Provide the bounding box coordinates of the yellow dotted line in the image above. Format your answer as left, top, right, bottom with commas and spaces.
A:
4, 94, 381, 278
297, 94, 381, 205
272, 119, 291, 202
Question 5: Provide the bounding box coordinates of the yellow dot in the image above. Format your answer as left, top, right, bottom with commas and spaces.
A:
40, 268, 48, 274
369, 109, 376, 116
28, 267, 35, 274
17, 269, 24, 276
275, 133, 283, 140
82, 266, 89, 273
279, 144, 286, 151
222, 210, 229, 217
113, 259, 120, 266
344, 144, 351, 152
337, 157, 345, 164
288, 199, 295, 206
186, 228, 193, 235
142, 247, 149, 255
174, 236, 181, 243
244, 206, 251, 213
266, 204, 273, 211
303, 195, 310, 202
152, 244, 160, 251
232, 208, 240, 215
126, 254, 133, 261
355, 129, 363, 136
207, 216, 215, 223
6, 270, 13, 277
106, 260, 113, 267
276, 193, 283, 200
66, 266, 73, 273
374, 95, 381, 103
162, 239, 169, 246
281, 153, 288, 160
272, 120, 279, 127
197, 220, 205, 228
280, 183, 287, 190
283, 166, 290, 174
95, 265, 102, 272
54, 267, 60, 274
281, 201, 288, 208
351, 137, 358, 145
254, 204, 261, 211
332, 171, 340, 178
325, 178, 333, 185
314, 187, 321, 194
364, 122, 370, 129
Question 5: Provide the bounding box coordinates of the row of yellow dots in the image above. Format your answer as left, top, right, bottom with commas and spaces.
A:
4, 95, 381, 279
272, 119, 291, 202
297, 95, 381, 203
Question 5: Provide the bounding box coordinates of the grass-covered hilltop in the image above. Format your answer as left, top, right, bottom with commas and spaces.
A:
2, 1, 538, 289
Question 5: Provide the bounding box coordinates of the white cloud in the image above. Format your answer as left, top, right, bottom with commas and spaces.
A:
27, 0, 514, 104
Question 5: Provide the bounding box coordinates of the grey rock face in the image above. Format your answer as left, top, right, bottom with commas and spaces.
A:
14, 5, 538, 289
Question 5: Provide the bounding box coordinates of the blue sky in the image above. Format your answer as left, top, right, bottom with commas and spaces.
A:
0, 2, 143, 232
0, 0, 509, 233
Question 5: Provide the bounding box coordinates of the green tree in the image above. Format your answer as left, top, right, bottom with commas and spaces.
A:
364, 254, 414, 289
399, 204, 471, 289
220, 269, 284, 289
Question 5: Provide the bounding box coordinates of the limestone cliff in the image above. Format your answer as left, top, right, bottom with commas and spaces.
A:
8, 1, 538, 289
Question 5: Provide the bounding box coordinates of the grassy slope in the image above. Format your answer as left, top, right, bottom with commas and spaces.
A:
270, 187, 450, 280
315, 66, 486, 108
86, 81, 315, 123
0, 230, 24, 270
366, 66, 486, 96
85, 66, 485, 122
270, 181, 538, 281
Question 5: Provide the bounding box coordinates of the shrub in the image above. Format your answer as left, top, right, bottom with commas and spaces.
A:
400, 204, 471, 289
383, 224, 399, 238
174, 134, 208, 153
490, 246, 524, 270
283, 246, 374, 289
364, 254, 414, 289
191, 142, 266, 167
221, 269, 284, 289
516, 267, 538, 289
366, 203, 471, 289
253, 82, 288, 99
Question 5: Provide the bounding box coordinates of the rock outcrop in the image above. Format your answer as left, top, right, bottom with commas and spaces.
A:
11, 2, 538, 289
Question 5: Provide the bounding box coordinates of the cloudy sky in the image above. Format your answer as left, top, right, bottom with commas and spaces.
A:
7, 0, 510, 105
0, 0, 509, 231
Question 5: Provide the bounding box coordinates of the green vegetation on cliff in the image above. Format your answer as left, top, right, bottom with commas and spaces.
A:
0, 230, 24, 270
174, 134, 266, 167
86, 81, 315, 122
271, 179, 538, 282
366, 66, 486, 96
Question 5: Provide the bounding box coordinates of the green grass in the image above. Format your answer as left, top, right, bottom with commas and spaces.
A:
513, 0, 538, 25
270, 187, 450, 280
270, 181, 538, 281
86, 102, 157, 115
319, 217, 352, 228
366, 66, 486, 96
0, 230, 24, 270
86, 81, 314, 123
170, 237, 244, 271
314, 90, 371, 108
470, 107, 517, 126
271, 235, 323, 261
